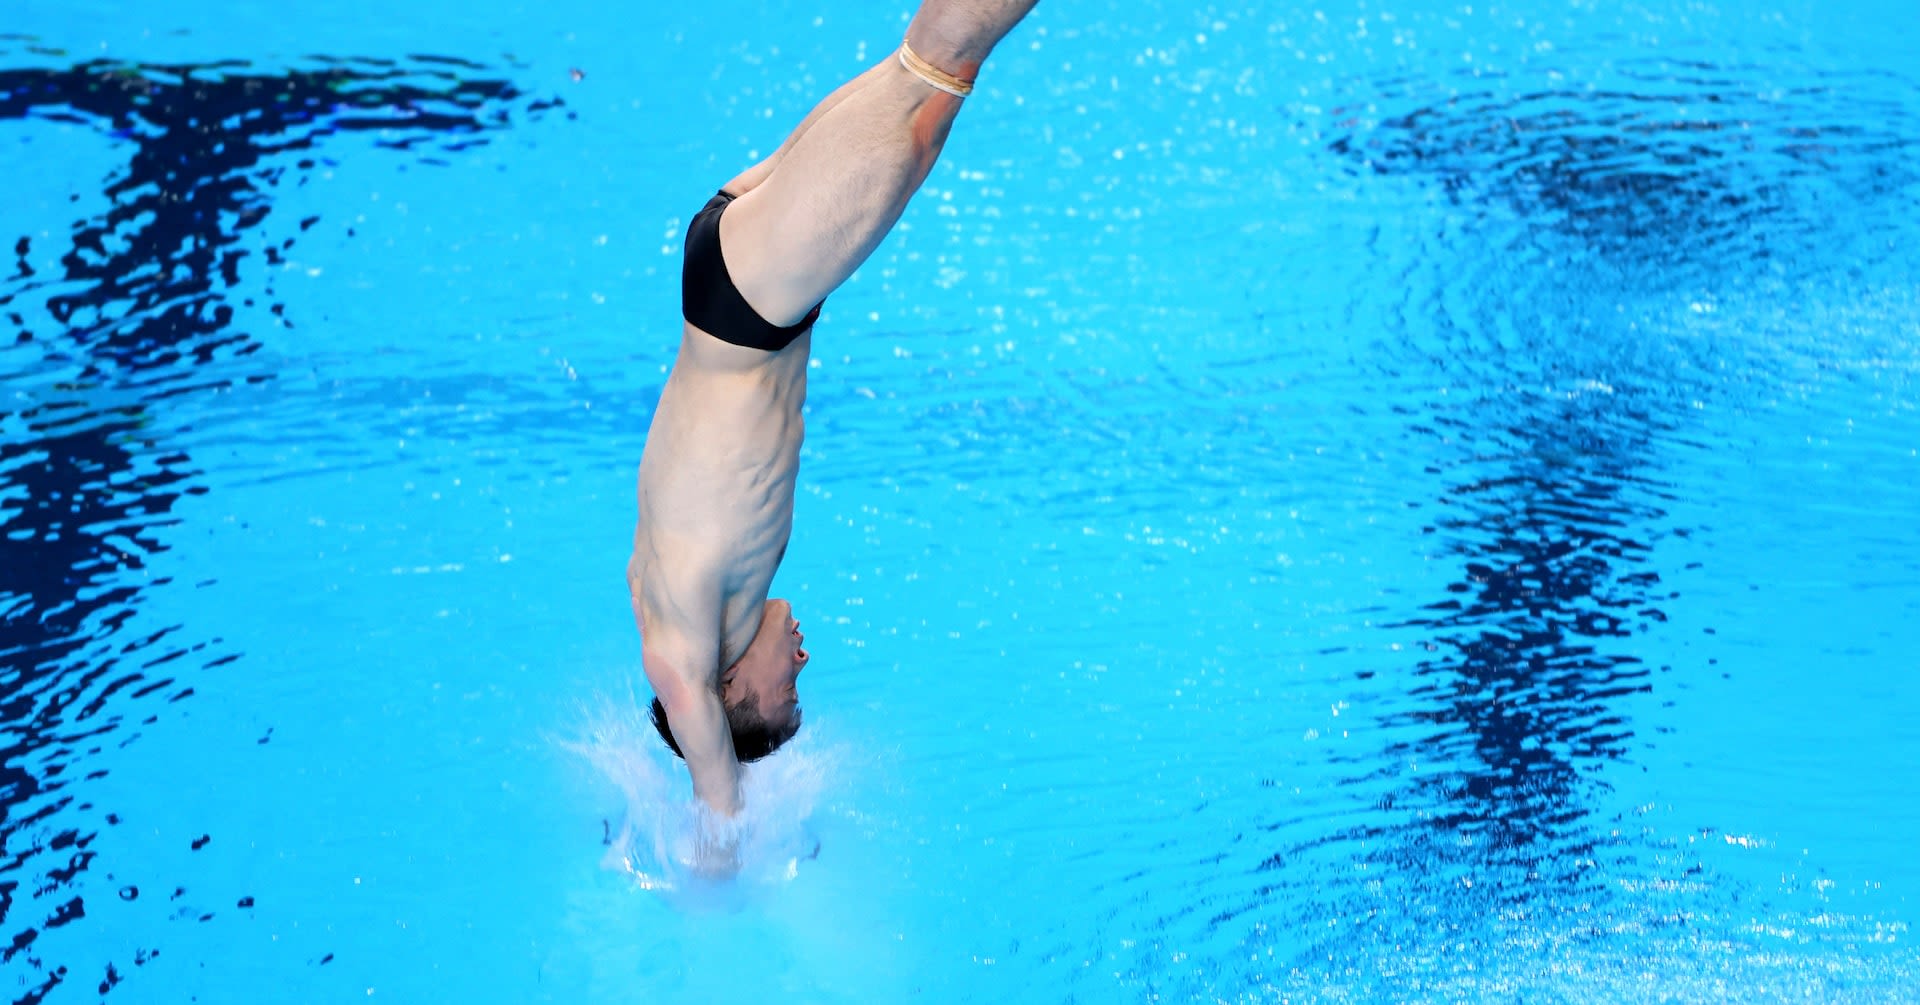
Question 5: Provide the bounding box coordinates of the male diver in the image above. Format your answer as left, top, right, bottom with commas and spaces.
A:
627, 0, 1040, 820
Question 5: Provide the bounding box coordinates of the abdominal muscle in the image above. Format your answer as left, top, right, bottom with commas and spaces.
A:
632, 325, 809, 670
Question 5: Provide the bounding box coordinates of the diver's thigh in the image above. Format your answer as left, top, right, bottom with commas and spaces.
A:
718, 63, 960, 327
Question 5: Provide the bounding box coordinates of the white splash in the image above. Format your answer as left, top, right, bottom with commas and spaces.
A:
568, 696, 830, 896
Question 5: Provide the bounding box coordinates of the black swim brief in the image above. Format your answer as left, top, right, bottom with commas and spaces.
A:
682, 190, 823, 352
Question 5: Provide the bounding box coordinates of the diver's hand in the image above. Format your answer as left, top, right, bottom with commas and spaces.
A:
684, 806, 744, 879
689, 835, 741, 879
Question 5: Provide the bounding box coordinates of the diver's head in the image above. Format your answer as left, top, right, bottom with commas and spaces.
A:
651, 598, 807, 763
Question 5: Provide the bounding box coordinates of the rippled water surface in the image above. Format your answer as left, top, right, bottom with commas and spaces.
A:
4, 0, 1918, 1001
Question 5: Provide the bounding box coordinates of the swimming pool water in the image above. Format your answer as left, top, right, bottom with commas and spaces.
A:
4, 0, 1918, 1001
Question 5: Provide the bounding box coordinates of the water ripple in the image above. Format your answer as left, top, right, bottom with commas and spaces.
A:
948, 37, 1920, 1002
1, 49, 548, 1001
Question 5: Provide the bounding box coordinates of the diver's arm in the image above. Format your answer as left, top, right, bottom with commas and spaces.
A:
629, 552, 742, 817
641, 634, 742, 817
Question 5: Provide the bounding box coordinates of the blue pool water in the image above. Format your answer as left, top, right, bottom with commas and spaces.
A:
4, 0, 1918, 1000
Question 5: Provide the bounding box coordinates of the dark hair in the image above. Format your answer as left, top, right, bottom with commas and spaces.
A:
650, 692, 800, 764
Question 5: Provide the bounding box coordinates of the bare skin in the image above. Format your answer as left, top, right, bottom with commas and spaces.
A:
629, 0, 1040, 818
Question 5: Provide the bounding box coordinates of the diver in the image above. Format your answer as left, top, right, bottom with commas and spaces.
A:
626, 0, 1041, 825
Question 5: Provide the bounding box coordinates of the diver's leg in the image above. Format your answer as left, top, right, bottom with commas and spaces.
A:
717, 0, 1039, 326
721, 60, 893, 197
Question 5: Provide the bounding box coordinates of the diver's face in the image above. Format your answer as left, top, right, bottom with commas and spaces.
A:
724, 598, 808, 726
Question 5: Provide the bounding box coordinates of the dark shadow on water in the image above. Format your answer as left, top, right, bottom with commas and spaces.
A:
1329, 57, 1920, 278
1277, 55, 1917, 979
0, 52, 554, 1002
1102, 55, 1920, 999
1324, 394, 1679, 930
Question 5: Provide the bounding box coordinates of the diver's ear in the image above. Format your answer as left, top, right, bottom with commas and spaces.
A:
717, 662, 743, 700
